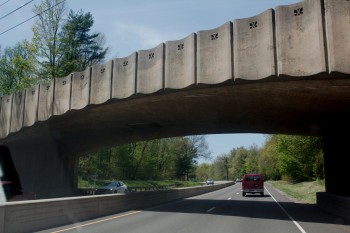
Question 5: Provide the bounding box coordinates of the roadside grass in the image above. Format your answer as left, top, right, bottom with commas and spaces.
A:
268, 179, 325, 204
78, 177, 201, 189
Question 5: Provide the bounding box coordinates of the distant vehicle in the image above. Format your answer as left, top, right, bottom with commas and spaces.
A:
235, 178, 242, 183
95, 181, 128, 194
242, 174, 264, 197
0, 181, 36, 202
206, 179, 214, 185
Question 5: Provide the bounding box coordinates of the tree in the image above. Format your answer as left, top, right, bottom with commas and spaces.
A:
229, 147, 248, 179
173, 136, 211, 180
0, 41, 37, 95
275, 135, 323, 182
59, 10, 108, 76
258, 135, 281, 180
32, 0, 67, 80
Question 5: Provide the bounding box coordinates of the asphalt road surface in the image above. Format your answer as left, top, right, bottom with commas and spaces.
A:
37, 183, 350, 233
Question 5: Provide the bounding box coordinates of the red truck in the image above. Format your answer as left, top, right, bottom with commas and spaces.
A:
242, 173, 264, 197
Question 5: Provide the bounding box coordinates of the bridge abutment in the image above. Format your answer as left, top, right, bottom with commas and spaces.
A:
1, 135, 78, 199
322, 130, 350, 196
317, 127, 350, 221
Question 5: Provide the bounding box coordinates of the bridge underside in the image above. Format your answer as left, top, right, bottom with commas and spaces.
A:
3, 78, 350, 157
1, 77, 350, 198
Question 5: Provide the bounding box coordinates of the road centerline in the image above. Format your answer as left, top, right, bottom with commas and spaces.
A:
50, 211, 142, 233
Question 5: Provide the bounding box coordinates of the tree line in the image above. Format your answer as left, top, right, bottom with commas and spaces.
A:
79, 134, 324, 183
0, 0, 108, 96
197, 135, 324, 183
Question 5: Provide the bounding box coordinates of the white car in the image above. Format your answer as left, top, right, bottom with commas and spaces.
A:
95, 181, 128, 194
206, 179, 214, 185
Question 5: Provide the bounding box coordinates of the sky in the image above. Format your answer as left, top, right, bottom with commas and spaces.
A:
0, 0, 300, 161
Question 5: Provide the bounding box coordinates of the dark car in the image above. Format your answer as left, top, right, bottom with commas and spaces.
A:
242, 174, 264, 196
0, 181, 36, 202
95, 181, 128, 194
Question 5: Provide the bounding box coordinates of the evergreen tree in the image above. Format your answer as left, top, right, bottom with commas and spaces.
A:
59, 10, 108, 76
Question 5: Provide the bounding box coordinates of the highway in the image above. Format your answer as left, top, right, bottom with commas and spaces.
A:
37, 183, 350, 233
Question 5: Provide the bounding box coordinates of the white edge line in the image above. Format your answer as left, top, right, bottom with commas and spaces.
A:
265, 187, 307, 233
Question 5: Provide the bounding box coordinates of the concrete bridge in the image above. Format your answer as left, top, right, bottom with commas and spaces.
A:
0, 0, 349, 208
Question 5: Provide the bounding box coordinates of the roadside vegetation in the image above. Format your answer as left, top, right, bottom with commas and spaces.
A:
78, 177, 201, 189
268, 179, 325, 204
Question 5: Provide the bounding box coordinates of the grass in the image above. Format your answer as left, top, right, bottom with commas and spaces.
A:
77, 177, 201, 189
268, 179, 325, 204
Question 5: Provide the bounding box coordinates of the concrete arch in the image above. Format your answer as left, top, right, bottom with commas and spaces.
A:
0, 0, 350, 201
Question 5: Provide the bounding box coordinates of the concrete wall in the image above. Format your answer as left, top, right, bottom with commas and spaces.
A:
2, 0, 350, 140
71, 68, 91, 110
325, 0, 350, 76
54, 74, 72, 116
0, 182, 233, 233
10, 92, 24, 133
23, 86, 38, 127
90, 61, 113, 105
275, 0, 326, 77
317, 192, 350, 222
165, 33, 196, 89
38, 80, 54, 121
234, 9, 276, 80
197, 21, 232, 84
112, 52, 137, 99
137, 43, 164, 94
0, 95, 12, 139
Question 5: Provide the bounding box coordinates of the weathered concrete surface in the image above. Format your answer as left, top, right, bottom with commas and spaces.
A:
137, 43, 164, 94
0, 95, 11, 138
10, 92, 24, 133
90, 61, 113, 105
197, 21, 232, 84
317, 192, 350, 222
38, 80, 54, 121
325, 0, 350, 76
0, 182, 233, 233
234, 9, 276, 80
3, 134, 78, 199
112, 52, 137, 99
71, 68, 91, 110
276, 0, 327, 77
54, 74, 72, 116
165, 33, 196, 89
23, 86, 38, 127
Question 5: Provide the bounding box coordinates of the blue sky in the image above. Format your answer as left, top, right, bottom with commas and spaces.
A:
0, 0, 299, 161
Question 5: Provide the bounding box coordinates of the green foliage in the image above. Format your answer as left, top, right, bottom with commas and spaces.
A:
0, 41, 37, 96
196, 134, 323, 184
32, 1, 108, 80
78, 136, 211, 181
58, 10, 108, 76
275, 135, 323, 182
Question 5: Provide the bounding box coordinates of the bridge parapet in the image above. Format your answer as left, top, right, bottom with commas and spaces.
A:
234, 9, 275, 80
1, 0, 350, 140
276, 0, 327, 77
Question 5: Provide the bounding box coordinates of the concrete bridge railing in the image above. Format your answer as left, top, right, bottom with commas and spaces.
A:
0, 182, 234, 233
1, 0, 349, 139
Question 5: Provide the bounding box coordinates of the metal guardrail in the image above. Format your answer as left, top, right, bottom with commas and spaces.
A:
78, 185, 174, 195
